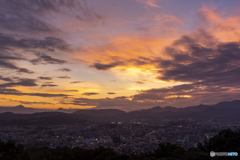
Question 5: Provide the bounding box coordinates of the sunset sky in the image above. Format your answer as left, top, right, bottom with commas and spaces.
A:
1, 0, 240, 111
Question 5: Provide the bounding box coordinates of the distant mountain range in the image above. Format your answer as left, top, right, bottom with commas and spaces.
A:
120, 100, 240, 120
73, 100, 240, 120
0, 112, 88, 125
0, 100, 240, 124
0, 105, 78, 114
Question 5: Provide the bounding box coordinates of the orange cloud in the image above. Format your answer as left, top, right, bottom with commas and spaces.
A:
136, 0, 160, 8
75, 36, 174, 65
148, 15, 183, 34
199, 7, 240, 42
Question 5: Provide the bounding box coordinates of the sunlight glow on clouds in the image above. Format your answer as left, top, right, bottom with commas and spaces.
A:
0, 0, 240, 111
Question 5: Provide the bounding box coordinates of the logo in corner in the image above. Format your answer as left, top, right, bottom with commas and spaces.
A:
210, 151, 215, 157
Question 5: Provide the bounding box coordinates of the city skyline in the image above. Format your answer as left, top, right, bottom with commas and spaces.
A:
1, 0, 240, 111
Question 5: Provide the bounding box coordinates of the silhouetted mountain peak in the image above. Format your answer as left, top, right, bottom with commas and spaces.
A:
15, 105, 25, 108
1, 112, 15, 115
164, 106, 175, 109
213, 100, 240, 109
153, 106, 162, 108
147, 106, 162, 110
145, 106, 178, 113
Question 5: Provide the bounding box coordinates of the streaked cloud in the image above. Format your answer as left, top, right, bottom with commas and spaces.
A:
56, 68, 72, 72
136, 0, 160, 8
70, 81, 84, 84
30, 53, 67, 65
82, 92, 99, 96
38, 77, 52, 80
107, 92, 116, 94
57, 76, 71, 79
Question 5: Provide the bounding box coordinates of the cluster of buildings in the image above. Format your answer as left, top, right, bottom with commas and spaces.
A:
0, 119, 239, 154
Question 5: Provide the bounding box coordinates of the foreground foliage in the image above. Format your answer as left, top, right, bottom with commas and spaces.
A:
0, 129, 239, 160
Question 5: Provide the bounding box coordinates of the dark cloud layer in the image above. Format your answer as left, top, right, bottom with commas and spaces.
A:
107, 92, 116, 94
41, 84, 58, 87
17, 68, 34, 74
157, 30, 240, 88
56, 68, 72, 72
0, 76, 12, 82
38, 77, 52, 80
91, 62, 122, 70
57, 76, 71, 79
70, 81, 83, 84
82, 92, 99, 96
0, 33, 70, 51
91, 57, 154, 70
41, 82, 58, 87
30, 53, 67, 65
66, 90, 78, 92
136, 81, 144, 84
8, 99, 54, 105
0, 78, 37, 88
0, 88, 69, 97
0, 0, 103, 33
18, 101, 53, 105
0, 33, 70, 73
0, 33, 69, 72
0, 60, 34, 73
0, 52, 26, 60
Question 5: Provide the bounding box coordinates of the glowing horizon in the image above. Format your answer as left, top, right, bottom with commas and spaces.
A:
1, 0, 240, 111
